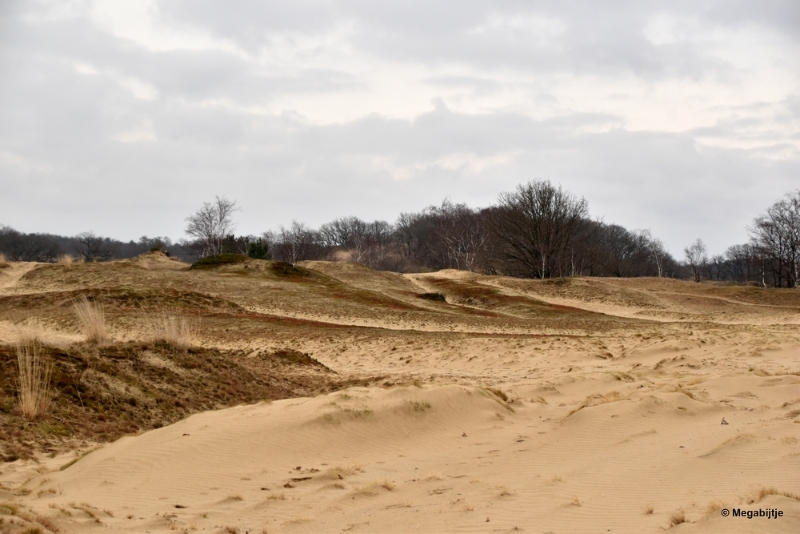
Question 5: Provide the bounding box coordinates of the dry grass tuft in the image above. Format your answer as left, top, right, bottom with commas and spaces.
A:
644, 505, 654, 515
321, 465, 363, 480
424, 471, 444, 481
147, 312, 195, 350
703, 500, 725, 516
668, 510, 686, 527
15, 333, 54, 419
57, 255, 74, 270
267, 493, 286, 500
378, 478, 395, 491
405, 400, 432, 413
747, 486, 800, 504
73, 297, 107, 344
0, 253, 9, 268
461, 502, 474, 512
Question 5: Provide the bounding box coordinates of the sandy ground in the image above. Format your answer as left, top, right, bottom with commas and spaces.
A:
1, 260, 799, 533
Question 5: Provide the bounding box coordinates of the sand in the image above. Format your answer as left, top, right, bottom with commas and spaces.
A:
1, 259, 799, 533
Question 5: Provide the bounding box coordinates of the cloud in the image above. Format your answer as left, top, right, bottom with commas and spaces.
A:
0, 0, 798, 259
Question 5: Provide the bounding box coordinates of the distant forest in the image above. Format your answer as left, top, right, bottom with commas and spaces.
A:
2, 181, 798, 288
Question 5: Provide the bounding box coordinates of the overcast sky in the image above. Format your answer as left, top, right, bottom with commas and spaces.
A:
1, 0, 798, 256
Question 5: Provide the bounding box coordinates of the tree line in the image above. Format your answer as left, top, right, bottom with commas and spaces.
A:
3, 181, 798, 287
183, 181, 682, 278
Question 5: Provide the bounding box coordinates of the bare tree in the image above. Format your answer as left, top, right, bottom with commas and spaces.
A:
275, 221, 318, 265
184, 196, 239, 258
641, 230, 667, 277
749, 190, 800, 288
75, 231, 113, 261
430, 200, 488, 272
684, 238, 707, 283
486, 180, 588, 278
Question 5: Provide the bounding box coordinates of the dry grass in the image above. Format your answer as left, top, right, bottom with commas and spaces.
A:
644, 505, 654, 515
57, 255, 74, 270
746, 486, 800, 504
72, 297, 107, 344
15, 334, 53, 419
0, 253, 9, 268
668, 510, 686, 527
703, 500, 725, 516
405, 400, 432, 413
147, 312, 195, 350
321, 465, 363, 480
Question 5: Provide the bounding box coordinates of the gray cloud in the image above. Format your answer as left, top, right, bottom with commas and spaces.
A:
1, 0, 798, 258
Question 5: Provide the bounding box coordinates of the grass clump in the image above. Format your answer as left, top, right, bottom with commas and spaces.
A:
418, 292, 446, 302
0, 253, 9, 268
73, 297, 107, 344
147, 312, 194, 350
747, 486, 800, 504
57, 255, 74, 270
668, 510, 686, 527
405, 400, 431, 413
15, 334, 53, 419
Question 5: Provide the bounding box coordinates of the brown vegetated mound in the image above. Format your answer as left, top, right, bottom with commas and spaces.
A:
0, 341, 375, 462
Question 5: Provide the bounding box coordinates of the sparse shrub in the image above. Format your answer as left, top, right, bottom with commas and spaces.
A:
0, 253, 9, 268
15, 334, 53, 419
73, 297, 107, 344
418, 292, 446, 302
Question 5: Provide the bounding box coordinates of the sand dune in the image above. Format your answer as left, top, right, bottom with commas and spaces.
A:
1, 258, 799, 533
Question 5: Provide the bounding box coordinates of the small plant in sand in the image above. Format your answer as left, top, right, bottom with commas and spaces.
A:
668, 510, 686, 527
322, 464, 363, 480
147, 312, 195, 350
73, 297, 107, 344
405, 400, 432, 413
15, 332, 54, 419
